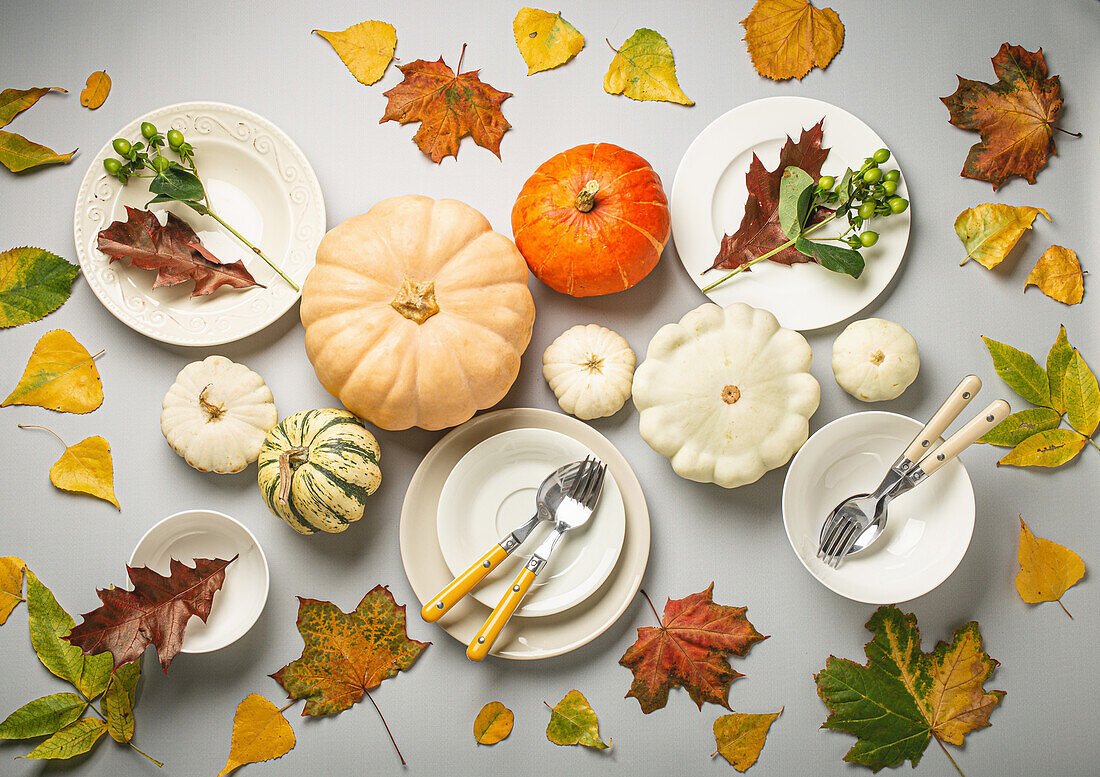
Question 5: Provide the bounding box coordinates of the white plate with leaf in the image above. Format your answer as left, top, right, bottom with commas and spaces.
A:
73, 101, 325, 346
671, 96, 910, 331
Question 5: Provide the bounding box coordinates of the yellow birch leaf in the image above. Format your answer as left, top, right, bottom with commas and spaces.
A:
473, 701, 514, 745
1016, 517, 1085, 618
513, 8, 585, 75
741, 0, 844, 81
2, 329, 103, 413
604, 29, 693, 105
1025, 245, 1083, 305
954, 203, 1049, 269
712, 709, 782, 772
219, 694, 295, 777
998, 427, 1088, 467
79, 71, 111, 110
0, 556, 26, 625
21, 425, 119, 509
314, 21, 397, 86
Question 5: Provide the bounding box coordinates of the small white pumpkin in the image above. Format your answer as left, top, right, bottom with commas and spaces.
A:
161, 356, 278, 474
632, 302, 819, 488
832, 318, 919, 402
543, 324, 636, 420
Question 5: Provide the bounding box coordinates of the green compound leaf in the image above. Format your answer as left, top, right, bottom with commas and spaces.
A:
26, 571, 112, 699
978, 408, 1062, 447
19, 717, 106, 760
545, 690, 610, 750
982, 335, 1051, 408
1046, 325, 1074, 415
0, 693, 86, 740
998, 427, 1088, 467
0, 247, 79, 328
103, 661, 142, 743
1062, 349, 1099, 437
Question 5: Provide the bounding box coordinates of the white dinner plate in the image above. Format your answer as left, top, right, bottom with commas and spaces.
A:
74, 101, 325, 346
401, 408, 650, 660
782, 412, 975, 604
671, 96, 910, 331
437, 428, 626, 617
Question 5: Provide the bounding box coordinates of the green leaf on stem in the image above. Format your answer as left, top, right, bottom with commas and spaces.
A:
26, 571, 113, 699
147, 165, 205, 203
981, 336, 1051, 408
19, 717, 107, 760
794, 236, 864, 278
0, 693, 86, 739
103, 661, 141, 743
778, 166, 814, 240
1063, 350, 1099, 437
978, 408, 1062, 447
1046, 325, 1073, 415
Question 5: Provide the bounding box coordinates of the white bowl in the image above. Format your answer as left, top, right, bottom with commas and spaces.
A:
129, 509, 269, 653
436, 428, 626, 617
782, 412, 975, 604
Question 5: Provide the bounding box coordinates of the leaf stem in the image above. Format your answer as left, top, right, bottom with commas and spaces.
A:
639, 589, 662, 624
1087, 438, 1100, 453
701, 213, 837, 293
1052, 126, 1082, 138
17, 423, 67, 448
198, 207, 300, 292
934, 735, 965, 777
1057, 598, 1073, 619
365, 690, 406, 766
79, 693, 163, 767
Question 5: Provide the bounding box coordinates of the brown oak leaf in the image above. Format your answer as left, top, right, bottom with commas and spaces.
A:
66, 556, 237, 672
711, 120, 829, 271
941, 43, 1072, 189
619, 585, 767, 714
380, 45, 512, 163
97, 206, 262, 297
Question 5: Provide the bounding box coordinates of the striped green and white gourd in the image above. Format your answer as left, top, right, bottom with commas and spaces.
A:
257, 409, 381, 534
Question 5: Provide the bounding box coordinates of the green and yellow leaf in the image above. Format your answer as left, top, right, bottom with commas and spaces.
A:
711, 709, 781, 772
982, 334, 1050, 407
19, 718, 106, 760
955, 203, 1049, 268
2, 329, 103, 413
978, 408, 1062, 447
1046, 325, 1074, 415
0, 247, 79, 328
1016, 517, 1085, 617
314, 21, 396, 86
26, 571, 113, 699
0, 130, 74, 173
0, 87, 66, 129
1062, 349, 1099, 437
473, 701, 514, 745
513, 8, 584, 75
219, 694, 295, 776
545, 690, 610, 750
998, 428, 1088, 467
0, 693, 86, 739
604, 28, 693, 105
0, 556, 26, 624
103, 661, 141, 743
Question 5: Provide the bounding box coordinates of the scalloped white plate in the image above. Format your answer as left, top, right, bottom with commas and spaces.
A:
74, 101, 325, 346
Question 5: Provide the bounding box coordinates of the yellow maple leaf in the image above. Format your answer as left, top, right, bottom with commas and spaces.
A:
604, 28, 693, 105
219, 694, 295, 776
21, 425, 119, 509
314, 20, 397, 86
0, 556, 26, 625
1025, 245, 1083, 305
513, 8, 585, 75
473, 701, 514, 745
712, 709, 782, 772
80, 71, 111, 110
741, 0, 844, 81
1016, 517, 1085, 617
3, 329, 103, 413
954, 203, 1050, 269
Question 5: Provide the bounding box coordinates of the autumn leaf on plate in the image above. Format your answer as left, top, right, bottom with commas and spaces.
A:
97, 207, 262, 297
19, 425, 119, 509
314, 21, 397, 86
954, 203, 1049, 268
1025, 245, 1083, 305
604, 28, 693, 105
619, 586, 767, 714
741, 0, 844, 81
66, 556, 237, 672
815, 605, 1004, 772
545, 690, 610, 749
942, 43, 1077, 189
3, 329, 103, 413
712, 709, 781, 772
473, 701, 513, 745
0, 556, 26, 625
219, 694, 296, 776
711, 121, 829, 272
513, 8, 584, 75
0, 247, 80, 328
381, 45, 511, 163
79, 71, 111, 110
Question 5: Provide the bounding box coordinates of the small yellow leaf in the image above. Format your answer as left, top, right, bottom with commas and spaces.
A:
1024, 245, 1083, 305
513, 8, 585, 75
314, 21, 397, 86
954, 203, 1050, 269
21, 425, 119, 509
998, 427, 1088, 468
79, 71, 111, 110
712, 708, 782, 772
219, 694, 295, 777
604, 28, 693, 105
1016, 517, 1084, 617
2, 329, 103, 413
741, 0, 844, 81
473, 701, 514, 745
0, 556, 26, 625
545, 690, 610, 749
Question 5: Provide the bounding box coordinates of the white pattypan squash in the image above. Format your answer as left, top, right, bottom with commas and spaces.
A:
161, 356, 277, 474
543, 324, 636, 420
632, 302, 819, 488
832, 318, 919, 402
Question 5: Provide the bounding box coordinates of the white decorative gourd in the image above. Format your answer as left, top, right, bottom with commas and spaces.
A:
832, 318, 920, 402
543, 324, 636, 420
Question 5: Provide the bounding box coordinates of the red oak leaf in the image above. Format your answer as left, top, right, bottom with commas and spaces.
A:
96, 206, 263, 297
66, 556, 237, 672
712, 120, 830, 271
619, 585, 767, 714
380, 45, 512, 163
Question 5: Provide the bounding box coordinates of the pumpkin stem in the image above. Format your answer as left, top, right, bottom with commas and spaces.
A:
573, 180, 600, 213
582, 353, 605, 374
278, 446, 309, 505
199, 384, 225, 421
391, 277, 440, 324
721, 385, 741, 404
870, 349, 886, 366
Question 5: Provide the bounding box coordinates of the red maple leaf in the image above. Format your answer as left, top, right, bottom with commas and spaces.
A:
711, 120, 830, 271
97, 206, 263, 297
619, 585, 767, 714
66, 556, 236, 672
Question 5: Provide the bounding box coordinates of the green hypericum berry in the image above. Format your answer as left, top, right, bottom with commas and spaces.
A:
863, 168, 883, 184
167, 129, 184, 150
888, 197, 909, 214
817, 175, 835, 190
152, 156, 170, 173
873, 148, 891, 164
860, 231, 880, 247
141, 122, 158, 139
882, 180, 898, 196
112, 138, 132, 156
858, 201, 876, 220
103, 158, 122, 175
883, 169, 901, 182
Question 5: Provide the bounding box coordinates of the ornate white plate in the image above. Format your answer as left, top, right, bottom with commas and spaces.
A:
74, 102, 325, 346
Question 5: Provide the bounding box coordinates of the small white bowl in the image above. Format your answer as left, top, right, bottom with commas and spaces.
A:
129, 509, 269, 653
782, 412, 975, 604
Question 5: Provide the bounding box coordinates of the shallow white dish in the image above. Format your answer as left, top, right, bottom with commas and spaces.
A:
401, 408, 650, 660
782, 412, 975, 604
671, 96, 910, 331
74, 101, 325, 346
129, 509, 269, 653
437, 428, 626, 617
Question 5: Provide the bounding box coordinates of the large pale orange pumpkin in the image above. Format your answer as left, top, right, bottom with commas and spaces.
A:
511, 143, 671, 297
301, 196, 535, 431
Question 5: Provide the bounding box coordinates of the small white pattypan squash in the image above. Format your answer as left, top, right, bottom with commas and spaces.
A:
832, 318, 919, 402
543, 324, 636, 420
161, 356, 278, 474
632, 302, 819, 488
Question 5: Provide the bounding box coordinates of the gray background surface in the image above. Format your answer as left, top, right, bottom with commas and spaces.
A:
2, 1, 1098, 775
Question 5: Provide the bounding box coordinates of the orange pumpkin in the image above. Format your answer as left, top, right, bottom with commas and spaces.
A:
511, 143, 670, 297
